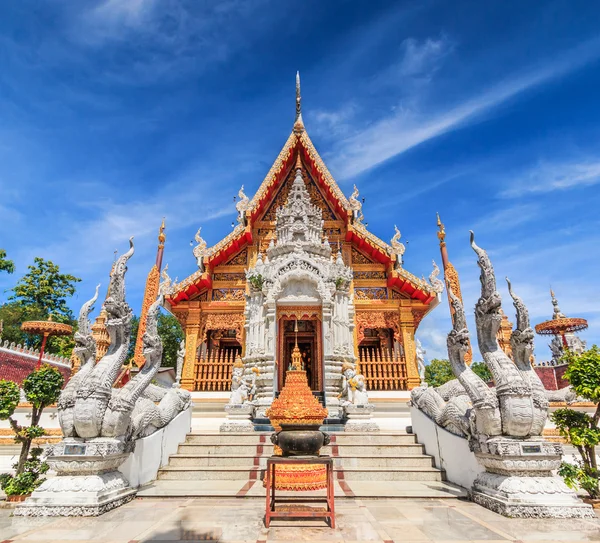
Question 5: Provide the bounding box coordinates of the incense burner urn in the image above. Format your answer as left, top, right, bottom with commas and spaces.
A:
271, 424, 330, 456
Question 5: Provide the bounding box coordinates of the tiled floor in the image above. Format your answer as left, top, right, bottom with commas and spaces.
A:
1, 497, 599, 543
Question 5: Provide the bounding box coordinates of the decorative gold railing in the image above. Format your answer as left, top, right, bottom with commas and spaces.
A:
193, 348, 240, 391
358, 348, 407, 391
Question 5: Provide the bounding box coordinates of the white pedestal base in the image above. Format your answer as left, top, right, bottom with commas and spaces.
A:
220, 404, 255, 433
15, 438, 135, 517
471, 438, 595, 519
472, 472, 595, 518
343, 404, 379, 432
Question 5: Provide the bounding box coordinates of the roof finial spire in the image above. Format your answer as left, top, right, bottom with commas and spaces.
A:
294, 71, 304, 132
436, 212, 445, 244
550, 288, 565, 319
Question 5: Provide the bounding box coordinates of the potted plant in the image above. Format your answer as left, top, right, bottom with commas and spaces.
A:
551, 346, 600, 507
0, 365, 64, 501
248, 272, 264, 291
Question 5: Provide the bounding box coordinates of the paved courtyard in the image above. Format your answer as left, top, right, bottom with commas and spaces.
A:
1, 497, 599, 543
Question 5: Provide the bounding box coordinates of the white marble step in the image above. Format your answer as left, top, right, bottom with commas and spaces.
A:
138, 479, 467, 499
166, 454, 434, 468
177, 442, 426, 456
183, 432, 418, 445
157, 465, 443, 482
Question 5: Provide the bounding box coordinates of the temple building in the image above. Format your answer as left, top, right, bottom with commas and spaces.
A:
165, 74, 440, 412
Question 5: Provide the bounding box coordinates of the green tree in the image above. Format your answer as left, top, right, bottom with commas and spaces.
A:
0, 302, 76, 356
0, 302, 44, 347
2, 258, 80, 357
551, 346, 600, 499
158, 312, 184, 368
126, 312, 183, 368
9, 257, 81, 319
0, 249, 15, 274
425, 359, 454, 388
126, 315, 140, 363
471, 361, 493, 382
0, 366, 64, 496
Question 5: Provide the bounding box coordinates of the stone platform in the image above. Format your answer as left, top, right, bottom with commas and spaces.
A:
3, 496, 598, 542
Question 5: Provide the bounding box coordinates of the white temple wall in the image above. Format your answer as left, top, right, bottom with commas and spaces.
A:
119, 406, 192, 488
410, 405, 484, 490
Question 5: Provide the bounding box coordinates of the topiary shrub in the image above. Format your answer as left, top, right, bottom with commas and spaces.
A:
551, 346, 600, 499
0, 365, 63, 496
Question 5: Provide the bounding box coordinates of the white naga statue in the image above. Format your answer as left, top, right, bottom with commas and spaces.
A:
18, 240, 193, 517
411, 232, 548, 442
410, 231, 593, 518
348, 185, 364, 224
227, 356, 258, 405
428, 260, 444, 294
193, 227, 208, 272
59, 238, 191, 442
390, 226, 406, 269
339, 362, 370, 406
236, 185, 250, 224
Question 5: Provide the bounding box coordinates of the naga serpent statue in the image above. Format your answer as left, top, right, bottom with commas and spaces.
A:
57, 284, 100, 438
411, 231, 547, 445
60, 238, 190, 442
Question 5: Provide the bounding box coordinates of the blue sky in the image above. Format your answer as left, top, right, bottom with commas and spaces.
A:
1, 0, 599, 362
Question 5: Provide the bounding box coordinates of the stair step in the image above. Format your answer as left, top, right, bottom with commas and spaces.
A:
138, 479, 466, 499
157, 465, 443, 482
166, 454, 434, 468
177, 443, 425, 456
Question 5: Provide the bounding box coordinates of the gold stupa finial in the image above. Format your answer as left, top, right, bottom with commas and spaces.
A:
293, 71, 304, 132
291, 344, 302, 370
436, 212, 446, 244
233, 355, 244, 369
295, 151, 302, 170
158, 218, 166, 247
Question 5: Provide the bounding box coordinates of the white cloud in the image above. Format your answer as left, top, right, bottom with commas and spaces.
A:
501, 160, 600, 197
417, 314, 451, 361
91, 0, 155, 25
329, 37, 600, 179
396, 36, 452, 78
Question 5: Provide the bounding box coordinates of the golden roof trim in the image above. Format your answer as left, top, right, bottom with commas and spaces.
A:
205, 224, 246, 258
245, 131, 298, 216
391, 267, 436, 295
298, 131, 351, 210
352, 223, 393, 255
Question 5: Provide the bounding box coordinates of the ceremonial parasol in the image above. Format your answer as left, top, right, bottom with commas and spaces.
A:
534, 290, 588, 348
21, 316, 73, 369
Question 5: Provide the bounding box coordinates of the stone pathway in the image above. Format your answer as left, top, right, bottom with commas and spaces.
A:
1, 497, 599, 542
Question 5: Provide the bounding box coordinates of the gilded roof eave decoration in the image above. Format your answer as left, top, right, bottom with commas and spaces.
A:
169, 269, 209, 298
390, 267, 436, 297
205, 224, 247, 259
298, 131, 351, 211
351, 222, 393, 257
245, 131, 298, 217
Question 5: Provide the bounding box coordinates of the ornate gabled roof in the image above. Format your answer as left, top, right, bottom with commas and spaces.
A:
170, 77, 437, 306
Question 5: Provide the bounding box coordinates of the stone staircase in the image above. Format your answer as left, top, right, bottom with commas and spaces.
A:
138, 431, 467, 498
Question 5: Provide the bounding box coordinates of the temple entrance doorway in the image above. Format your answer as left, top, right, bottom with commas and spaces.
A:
278, 317, 322, 392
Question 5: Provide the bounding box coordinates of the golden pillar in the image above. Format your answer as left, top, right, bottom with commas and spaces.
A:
134, 220, 166, 367
91, 306, 110, 361
400, 306, 419, 389
181, 308, 202, 391
497, 309, 513, 359
437, 213, 472, 364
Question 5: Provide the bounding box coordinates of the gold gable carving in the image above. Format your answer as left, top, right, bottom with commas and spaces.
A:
200, 313, 244, 344
224, 247, 248, 266
352, 247, 375, 264
261, 166, 337, 222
